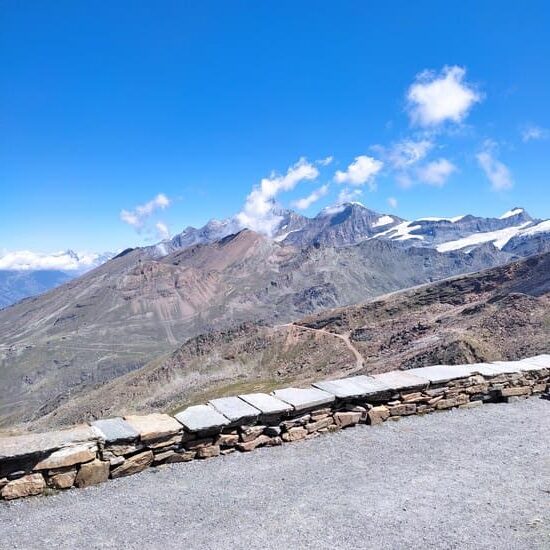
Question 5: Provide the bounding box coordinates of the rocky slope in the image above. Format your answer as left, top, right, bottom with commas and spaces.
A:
24, 252, 550, 430
1, 204, 549, 429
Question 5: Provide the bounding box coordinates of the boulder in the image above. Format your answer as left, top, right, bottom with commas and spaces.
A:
33, 443, 97, 471
48, 469, 77, 489
111, 451, 153, 478
1, 473, 45, 500
333, 411, 362, 428
75, 459, 109, 488
367, 406, 390, 425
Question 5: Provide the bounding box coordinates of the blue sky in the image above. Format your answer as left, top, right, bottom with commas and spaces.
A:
1, 1, 549, 260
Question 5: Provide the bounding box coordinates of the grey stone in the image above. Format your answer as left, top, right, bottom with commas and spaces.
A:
125, 414, 182, 442
372, 370, 429, 391
208, 396, 260, 423
313, 375, 390, 399
406, 364, 476, 384
91, 418, 139, 444
175, 405, 230, 433
272, 387, 335, 411
0, 425, 98, 462
238, 393, 293, 415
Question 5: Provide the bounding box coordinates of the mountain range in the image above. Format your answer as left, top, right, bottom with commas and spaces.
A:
1, 203, 549, 430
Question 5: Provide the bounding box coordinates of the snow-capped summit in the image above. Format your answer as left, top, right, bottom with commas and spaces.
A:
500, 207, 525, 219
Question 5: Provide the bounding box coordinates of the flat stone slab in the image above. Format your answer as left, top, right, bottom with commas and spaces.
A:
208, 397, 260, 423
515, 357, 550, 371
406, 364, 476, 384
0, 425, 98, 461
486, 361, 524, 374
175, 405, 230, 432
125, 414, 182, 442
313, 375, 389, 399
239, 393, 293, 415
91, 418, 139, 444
371, 370, 429, 391
272, 387, 335, 411
524, 354, 550, 367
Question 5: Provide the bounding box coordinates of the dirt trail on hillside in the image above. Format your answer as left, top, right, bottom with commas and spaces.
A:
278, 323, 365, 372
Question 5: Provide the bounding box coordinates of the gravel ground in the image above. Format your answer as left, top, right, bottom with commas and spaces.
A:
1, 398, 549, 550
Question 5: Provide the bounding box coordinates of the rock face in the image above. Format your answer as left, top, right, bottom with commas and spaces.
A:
49, 469, 77, 489
1, 473, 45, 500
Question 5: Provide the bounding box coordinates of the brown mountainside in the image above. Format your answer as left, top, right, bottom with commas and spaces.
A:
27, 252, 550, 431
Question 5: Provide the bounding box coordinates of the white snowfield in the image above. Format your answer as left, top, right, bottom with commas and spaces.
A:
499, 207, 524, 219
372, 221, 424, 241
372, 215, 395, 227
436, 221, 549, 253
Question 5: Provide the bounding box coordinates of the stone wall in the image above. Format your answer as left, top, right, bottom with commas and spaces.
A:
1, 356, 548, 501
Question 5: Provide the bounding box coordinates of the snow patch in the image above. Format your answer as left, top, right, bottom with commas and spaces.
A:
436, 222, 532, 252
499, 208, 524, 219
372, 215, 394, 228
373, 221, 424, 241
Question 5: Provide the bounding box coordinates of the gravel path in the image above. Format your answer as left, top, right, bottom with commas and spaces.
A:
1, 399, 549, 550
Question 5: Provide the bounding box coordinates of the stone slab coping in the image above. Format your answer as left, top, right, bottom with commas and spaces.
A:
272, 387, 335, 411
239, 393, 293, 415
0, 425, 98, 461
313, 375, 390, 399
525, 354, 550, 367
175, 404, 231, 432
208, 397, 260, 423
454, 363, 509, 377
405, 364, 480, 384
371, 370, 429, 391
125, 413, 182, 442
91, 418, 140, 444
514, 357, 550, 371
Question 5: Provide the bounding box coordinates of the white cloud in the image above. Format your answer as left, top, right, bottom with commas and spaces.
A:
316, 156, 334, 166
476, 142, 513, 191
387, 197, 398, 209
155, 222, 170, 240
291, 184, 329, 210
407, 66, 481, 127
236, 158, 319, 236
521, 125, 548, 142
337, 187, 363, 204
0, 250, 105, 272
387, 139, 433, 168
334, 155, 383, 189
416, 158, 457, 186
120, 193, 171, 231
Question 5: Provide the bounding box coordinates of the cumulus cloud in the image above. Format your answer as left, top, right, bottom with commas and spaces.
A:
521, 125, 548, 142
386, 139, 433, 169
0, 250, 104, 272
334, 155, 383, 189
337, 187, 363, 204
291, 184, 329, 210
387, 197, 398, 209
155, 222, 170, 240
476, 141, 513, 191
120, 193, 171, 231
237, 158, 319, 236
416, 158, 457, 186
407, 66, 481, 127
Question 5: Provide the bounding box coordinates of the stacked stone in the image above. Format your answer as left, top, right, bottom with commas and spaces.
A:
1, 355, 548, 501
0, 425, 102, 500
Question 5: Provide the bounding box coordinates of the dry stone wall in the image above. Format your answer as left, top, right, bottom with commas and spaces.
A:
1, 356, 549, 501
